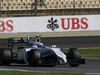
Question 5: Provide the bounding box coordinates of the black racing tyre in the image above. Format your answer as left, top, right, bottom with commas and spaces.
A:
0, 48, 11, 65
27, 49, 41, 67
67, 48, 81, 67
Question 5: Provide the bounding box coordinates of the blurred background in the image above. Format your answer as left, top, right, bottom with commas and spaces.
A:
0, 0, 100, 17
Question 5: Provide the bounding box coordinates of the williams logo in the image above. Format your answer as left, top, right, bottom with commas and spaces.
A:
47, 17, 59, 31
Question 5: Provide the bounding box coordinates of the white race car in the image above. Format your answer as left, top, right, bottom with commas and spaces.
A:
0, 36, 85, 67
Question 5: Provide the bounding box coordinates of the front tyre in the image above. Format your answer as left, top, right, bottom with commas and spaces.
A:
27, 49, 41, 67
67, 48, 81, 67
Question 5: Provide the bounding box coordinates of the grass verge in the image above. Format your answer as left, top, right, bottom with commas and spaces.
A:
0, 71, 87, 75
0, 34, 100, 38
42, 34, 100, 37
62, 48, 100, 58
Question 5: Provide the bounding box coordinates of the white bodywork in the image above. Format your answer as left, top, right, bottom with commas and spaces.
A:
50, 48, 67, 63
18, 47, 67, 64
18, 48, 33, 63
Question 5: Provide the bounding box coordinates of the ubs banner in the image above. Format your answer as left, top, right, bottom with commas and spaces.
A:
0, 15, 100, 33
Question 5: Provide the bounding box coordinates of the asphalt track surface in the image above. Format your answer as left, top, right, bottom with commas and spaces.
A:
1, 35, 100, 48
0, 58, 100, 74
0, 36, 100, 74
41, 36, 100, 48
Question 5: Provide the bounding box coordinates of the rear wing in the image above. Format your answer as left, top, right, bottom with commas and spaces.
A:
9, 35, 41, 43
8, 36, 41, 51
13, 37, 29, 43
8, 37, 29, 51
8, 37, 29, 43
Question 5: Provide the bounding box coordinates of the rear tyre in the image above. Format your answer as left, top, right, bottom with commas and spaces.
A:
67, 48, 81, 67
27, 49, 41, 67
0, 48, 11, 65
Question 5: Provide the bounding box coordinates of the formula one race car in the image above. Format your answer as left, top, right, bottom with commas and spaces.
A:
0, 36, 85, 67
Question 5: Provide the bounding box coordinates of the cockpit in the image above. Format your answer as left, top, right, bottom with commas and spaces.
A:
27, 38, 44, 48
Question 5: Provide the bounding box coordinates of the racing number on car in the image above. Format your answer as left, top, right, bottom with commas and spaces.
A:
0, 20, 13, 31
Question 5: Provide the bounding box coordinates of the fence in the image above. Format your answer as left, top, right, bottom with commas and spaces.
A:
0, 0, 100, 17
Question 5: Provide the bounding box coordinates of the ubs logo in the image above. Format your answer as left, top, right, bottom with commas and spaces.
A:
47, 17, 59, 31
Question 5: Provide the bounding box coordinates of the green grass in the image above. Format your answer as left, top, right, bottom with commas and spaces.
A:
0, 34, 100, 38
42, 34, 100, 37
79, 48, 100, 58
62, 48, 100, 58
0, 71, 87, 75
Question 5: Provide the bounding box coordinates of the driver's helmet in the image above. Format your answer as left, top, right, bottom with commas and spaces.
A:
37, 42, 44, 48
